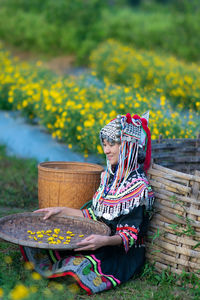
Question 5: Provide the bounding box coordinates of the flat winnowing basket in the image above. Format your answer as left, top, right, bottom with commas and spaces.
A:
147, 163, 200, 276
38, 162, 104, 209
0, 213, 111, 250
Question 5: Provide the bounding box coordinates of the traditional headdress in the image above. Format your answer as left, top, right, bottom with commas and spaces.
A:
89, 112, 153, 220
99, 112, 151, 194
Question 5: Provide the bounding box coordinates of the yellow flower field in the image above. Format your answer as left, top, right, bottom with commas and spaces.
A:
0, 43, 199, 157
90, 40, 200, 111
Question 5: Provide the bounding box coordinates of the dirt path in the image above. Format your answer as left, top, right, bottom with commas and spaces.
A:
4, 43, 78, 75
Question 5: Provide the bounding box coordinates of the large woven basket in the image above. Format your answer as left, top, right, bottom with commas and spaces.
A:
38, 162, 104, 209
147, 163, 200, 276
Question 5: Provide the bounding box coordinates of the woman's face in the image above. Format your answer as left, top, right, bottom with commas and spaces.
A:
102, 139, 120, 166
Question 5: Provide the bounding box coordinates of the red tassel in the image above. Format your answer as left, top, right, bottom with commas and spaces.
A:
133, 114, 151, 172
126, 113, 132, 124
133, 114, 140, 120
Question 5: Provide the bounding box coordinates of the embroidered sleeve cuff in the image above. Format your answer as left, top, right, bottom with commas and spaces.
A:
116, 226, 138, 252
82, 208, 97, 220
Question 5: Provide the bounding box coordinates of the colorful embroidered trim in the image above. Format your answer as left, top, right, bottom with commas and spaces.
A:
82, 208, 97, 220
85, 255, 120, 287
116, 225, 139, 252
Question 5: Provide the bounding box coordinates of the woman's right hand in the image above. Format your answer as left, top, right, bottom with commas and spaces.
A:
34, 207, 64, 220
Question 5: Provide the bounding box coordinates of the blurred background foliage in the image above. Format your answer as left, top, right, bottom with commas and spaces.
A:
0, 0, 199, 64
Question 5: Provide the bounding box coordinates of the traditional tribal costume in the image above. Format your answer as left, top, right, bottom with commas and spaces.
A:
20, 112, 154, 295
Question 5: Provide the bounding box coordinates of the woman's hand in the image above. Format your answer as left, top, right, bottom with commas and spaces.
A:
34, 207, 64, 220
74, 235, 109, 251
74, 234, 122, 251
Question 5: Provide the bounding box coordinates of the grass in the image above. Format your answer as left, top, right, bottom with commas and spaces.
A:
0, 145, 200, 299
0, 145, 38, 209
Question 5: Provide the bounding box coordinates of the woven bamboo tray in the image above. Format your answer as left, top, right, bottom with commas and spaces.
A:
38, 161, 104, 209
0, 212, 110, 250
147, 163, 200, 276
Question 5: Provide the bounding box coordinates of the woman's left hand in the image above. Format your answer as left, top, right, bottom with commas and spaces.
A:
74, 235, 108, 251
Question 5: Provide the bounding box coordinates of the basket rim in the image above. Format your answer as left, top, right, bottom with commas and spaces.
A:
38, 161, 104, 174
0, 212, 111, 250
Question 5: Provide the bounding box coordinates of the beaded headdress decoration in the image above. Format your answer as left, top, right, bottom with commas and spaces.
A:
100, 112, 151, 194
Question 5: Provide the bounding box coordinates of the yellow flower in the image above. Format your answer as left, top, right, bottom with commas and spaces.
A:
4, 255, 12, 264
84, 120, 94, 128
22, 100, 28, 108
0, 288, 4, 297
29, 286, 37, 293
8, 96, 14, 103
53, 282, 63, 291
32, 272, 41, 280
36, 61, 42, 67
68, 283, 80, 294
10, 284, 29, 300
134, 102, 140, 108
68, 144, 72, 149
76, 125, 82, 131
97, 145, 103, 154
160, 95, 166, 106
124, 87, 130, 93
24, 262, 34, 270
165, 130, 170, 136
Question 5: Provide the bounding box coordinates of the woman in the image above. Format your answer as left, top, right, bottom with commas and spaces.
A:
20, 112, 154, 295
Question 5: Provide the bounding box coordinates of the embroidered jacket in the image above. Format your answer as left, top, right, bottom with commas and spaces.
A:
82, 168, 154, 252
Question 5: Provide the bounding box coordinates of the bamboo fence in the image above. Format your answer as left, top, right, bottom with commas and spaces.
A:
147, 162, 200, 276
152, 134, 200, 174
